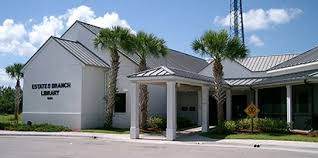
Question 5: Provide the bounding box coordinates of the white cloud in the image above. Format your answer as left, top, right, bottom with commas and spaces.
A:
214, 8, 303, 31
66, 5, 134, 33
248, 34, 264, 47
0, 19, 36, 56
66, 5, 95, 27
28, 16, 64, 46
0, 5, 134, 57
0, 68, 16, 87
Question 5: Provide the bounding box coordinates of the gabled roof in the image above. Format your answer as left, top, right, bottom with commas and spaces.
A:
254, 69, 318, 85
22, 37, 109, 72
76, 21, 209, 73
146, 49, 209, 73
53, 37, 109, 68
225, 78, 263, 86
236, 54, 298, 71
128, 66, 213, 82
269, 46, 318, 70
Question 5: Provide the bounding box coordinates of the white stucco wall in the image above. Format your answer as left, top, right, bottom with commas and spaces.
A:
61, 22, 169, 128
81, 66, 106, 129
61, 22, 110, 62
177, 91, 198, 125
148, 85, 167, 117
22, 39, 83, 129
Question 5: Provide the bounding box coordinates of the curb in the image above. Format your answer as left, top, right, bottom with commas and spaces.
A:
1, 130, 318, 154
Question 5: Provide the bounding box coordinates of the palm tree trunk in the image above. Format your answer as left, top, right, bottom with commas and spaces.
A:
138, 58, 149, 129
213, 59, 226, 125
105, 50, 120, 129
15, 80, 21, 125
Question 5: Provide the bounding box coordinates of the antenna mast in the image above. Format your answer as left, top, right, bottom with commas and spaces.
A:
230, 0, 245, 44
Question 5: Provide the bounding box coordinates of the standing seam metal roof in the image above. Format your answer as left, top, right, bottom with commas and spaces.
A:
128, 66, 213, 82
236, 54, 298, 71
254, 69, 318, 85
269, 46, 318, 70
225, 78, 263, 86
77, 21, 209, 73
53, 37, 109, 68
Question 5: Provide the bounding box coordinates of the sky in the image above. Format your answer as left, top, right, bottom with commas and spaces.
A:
0, 0, 318, 87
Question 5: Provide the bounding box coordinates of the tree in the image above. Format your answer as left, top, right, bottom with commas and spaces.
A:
94, 26, 134, 128
192, 30, 248, 125
5, 63, 24, 124
0, 86, 15, 114
132, 31, 168, 129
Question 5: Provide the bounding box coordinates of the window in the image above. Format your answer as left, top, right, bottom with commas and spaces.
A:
189, 106, 196, 111
115, 93, 126, 113
181, 106, 188, 111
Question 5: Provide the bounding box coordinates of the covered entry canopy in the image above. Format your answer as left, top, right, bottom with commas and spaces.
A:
128, 66, 213, 85
127, 66, 213, 140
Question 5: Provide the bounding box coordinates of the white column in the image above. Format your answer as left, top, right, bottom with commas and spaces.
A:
166, 81, 176, 141
197, 90, 202, 126
130, 82, 139, 139
286, 85, 293, 128
201, 86, 209, 132
226, 89, 232, 120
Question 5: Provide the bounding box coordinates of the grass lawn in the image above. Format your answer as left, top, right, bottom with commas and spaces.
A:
0, 114, 70, 132
81, 128, 129, 134
201, 132, 318, 142
0, 114, 22, 125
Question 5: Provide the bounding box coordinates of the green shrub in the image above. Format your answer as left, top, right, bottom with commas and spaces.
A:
2, 123, 71, 132
146, 116, 166, 130
224, 120, 237, 132
177, 117, 194, 129
257, 118, 288, 132
211, 121, 237, 134
236, 118, 288, 132
237, 118, 252, 130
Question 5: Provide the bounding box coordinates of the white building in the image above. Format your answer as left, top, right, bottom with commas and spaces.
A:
22, 21, 318, 140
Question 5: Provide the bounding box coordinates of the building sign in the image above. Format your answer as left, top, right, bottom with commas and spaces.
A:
32, 82, 71, 99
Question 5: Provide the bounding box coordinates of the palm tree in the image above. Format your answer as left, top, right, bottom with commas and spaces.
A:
5, 63, 24, 125
192, 30, 248, 125
132, 31, 168, 129
94, 26, 134, 128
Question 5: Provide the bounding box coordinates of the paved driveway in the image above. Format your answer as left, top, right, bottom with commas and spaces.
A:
0, 136, 317, 158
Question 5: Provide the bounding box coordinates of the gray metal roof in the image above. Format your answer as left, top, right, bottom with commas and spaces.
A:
146, 49, 209, 73
76, 21, 209, 73
237, 54, 298, 71
225, 78, 263, 86
254, 69, 318, 85
270, 46, 318, 70
53, 37, 109, 68
77, 21, 102, 35
128, 66, 213, 82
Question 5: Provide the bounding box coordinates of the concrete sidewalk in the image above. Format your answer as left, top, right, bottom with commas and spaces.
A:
1, 130, 318, 154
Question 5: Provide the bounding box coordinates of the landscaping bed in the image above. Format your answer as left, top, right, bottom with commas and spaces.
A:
201, 118, 318, 142
0, 114, 70, 132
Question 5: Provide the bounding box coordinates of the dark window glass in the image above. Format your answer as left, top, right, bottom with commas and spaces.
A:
189, 106, 196, 111
115, 93, 126, 113
181, 106, 188, 111
258, 87, 286, 120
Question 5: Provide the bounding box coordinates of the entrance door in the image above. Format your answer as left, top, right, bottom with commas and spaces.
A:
232, 95, 247, 120
209, 96, 226, 125
209, 97, 217, 125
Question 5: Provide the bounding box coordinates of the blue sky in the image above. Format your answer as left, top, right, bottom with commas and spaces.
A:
0, 0, 318, 86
